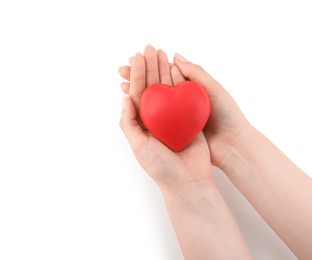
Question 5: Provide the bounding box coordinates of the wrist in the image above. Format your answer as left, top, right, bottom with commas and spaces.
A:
212, 121, 253, 169
159, 178, 218, 206
216, 124, 260, 178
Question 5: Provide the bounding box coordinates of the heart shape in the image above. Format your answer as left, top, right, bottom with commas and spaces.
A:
140, 81, 211, 152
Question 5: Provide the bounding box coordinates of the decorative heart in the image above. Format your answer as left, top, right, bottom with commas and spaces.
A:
140, 81, 211, 152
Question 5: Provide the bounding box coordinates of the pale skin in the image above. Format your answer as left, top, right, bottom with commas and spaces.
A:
119, 45, 312, 259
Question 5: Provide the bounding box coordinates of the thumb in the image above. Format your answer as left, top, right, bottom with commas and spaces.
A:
174, 53, 222, 94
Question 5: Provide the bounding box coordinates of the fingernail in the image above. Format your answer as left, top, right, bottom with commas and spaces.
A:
146, 44, 154, 49
175, 53, 187, 63
122, 96, 128, 110
158, 49, 167, 58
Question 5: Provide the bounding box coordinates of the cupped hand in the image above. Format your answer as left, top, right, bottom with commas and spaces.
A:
119, 45, 212, 189
120, 49, 252, 168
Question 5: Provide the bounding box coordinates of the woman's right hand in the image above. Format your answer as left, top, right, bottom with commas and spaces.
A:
172, 54, 253, 168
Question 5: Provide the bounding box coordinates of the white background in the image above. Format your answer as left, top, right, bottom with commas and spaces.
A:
1, 0, 311, 259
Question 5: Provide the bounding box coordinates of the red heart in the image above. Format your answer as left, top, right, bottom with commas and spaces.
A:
140, 81, 211, 152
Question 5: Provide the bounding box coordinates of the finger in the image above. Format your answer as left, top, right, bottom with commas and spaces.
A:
129, 53, 146, 110
174, 53, 223, 94
144, 45, 159, 86
157, 49, 173, 86
171, 64, 185, 85
120, 96, 147, 154
121, 82, 130, 94
118, 66, 130, 81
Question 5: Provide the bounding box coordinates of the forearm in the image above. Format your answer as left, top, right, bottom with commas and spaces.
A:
160, 180, 252, 260
219, 125, 312, 258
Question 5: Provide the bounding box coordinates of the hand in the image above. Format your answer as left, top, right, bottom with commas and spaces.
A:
119, 45, 212, 189
120, 49, 252, 169
173, 54, 252, 168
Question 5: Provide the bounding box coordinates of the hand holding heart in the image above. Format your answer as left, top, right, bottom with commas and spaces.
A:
119, 45, 250, 187
119, 46, 212, 188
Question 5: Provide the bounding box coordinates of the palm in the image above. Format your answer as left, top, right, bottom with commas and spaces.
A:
140, 131, 211, 186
